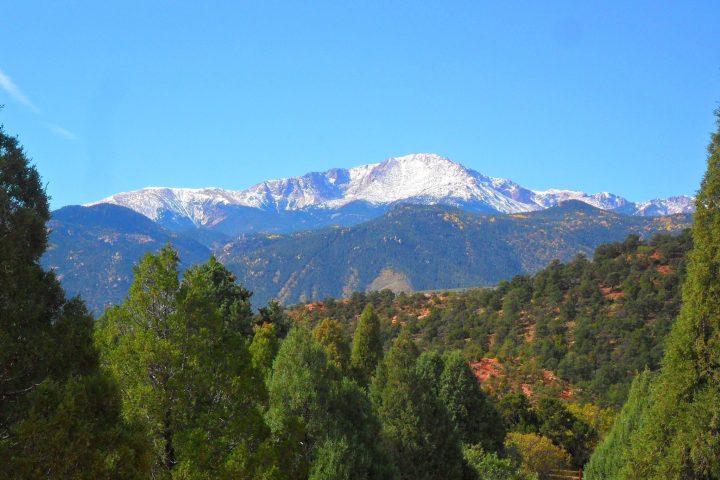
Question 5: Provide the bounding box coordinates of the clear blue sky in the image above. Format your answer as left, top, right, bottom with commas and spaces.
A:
1, 1, 718, 208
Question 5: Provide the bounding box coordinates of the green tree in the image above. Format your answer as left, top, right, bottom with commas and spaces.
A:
463, 444, 535, 480
371, 329, 468, 479
584, 370, 654, 479
415, 350, 445, 388
0, 126, 150, 477
266, 327, 391, 479
0, 126, 88, 429
250, 322, 280, 383
504, 432, 570, 480
6, 374, 150, 478
309, 437, 353, 480
440, 351, 506, 452
95, 247, 277, 478
612, 110, 720, 478
191, 255, 255, 337
498, 393, 539, 433
350, 303, 383, 385
313, 318, 350, 372
535, 398, 596, 467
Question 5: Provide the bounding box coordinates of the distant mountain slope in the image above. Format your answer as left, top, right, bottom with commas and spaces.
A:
89, 153, 694, 236
42, 204, 211, 313
218, 201, 691, 307
44, 201, 690, 314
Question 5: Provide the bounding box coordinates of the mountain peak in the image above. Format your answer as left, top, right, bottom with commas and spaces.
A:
385, 152, 457, 165
88, 153, 695, 234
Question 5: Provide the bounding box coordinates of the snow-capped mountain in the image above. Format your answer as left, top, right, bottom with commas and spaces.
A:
90, 153, 694, 233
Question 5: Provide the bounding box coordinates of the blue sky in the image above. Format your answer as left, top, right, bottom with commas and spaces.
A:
0, 1, 718, 208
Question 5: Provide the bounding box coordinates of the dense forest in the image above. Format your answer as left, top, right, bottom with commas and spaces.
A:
2, 110, 720, 479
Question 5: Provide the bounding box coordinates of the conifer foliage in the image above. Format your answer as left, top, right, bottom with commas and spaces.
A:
370, 329, 470, 479
350, 303, 383, 385
0, 126, 149, 477
588, 110, 720, 479
95, 248, 279, 478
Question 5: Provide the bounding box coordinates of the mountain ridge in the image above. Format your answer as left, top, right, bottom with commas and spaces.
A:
217, 200, 692, 307
88, 153, 694, 236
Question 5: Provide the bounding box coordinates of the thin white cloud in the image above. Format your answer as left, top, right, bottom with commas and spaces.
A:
45, 122, 78, 141
0, 67, 77, 141
0, 68, 39, 113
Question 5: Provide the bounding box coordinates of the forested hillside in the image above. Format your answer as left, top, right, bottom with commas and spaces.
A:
221, 201, 690, 307
43, 199, 691, 314
290, 230, 691, 408
1, 122, 625, 478
5, 111, 720, 479
43, 204, 211, 311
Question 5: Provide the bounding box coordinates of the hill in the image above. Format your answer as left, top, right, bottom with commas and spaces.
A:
42, 201, 690, 314
42, 204, 211, 313
289, 230, 692, 408
220, 201, 691, 307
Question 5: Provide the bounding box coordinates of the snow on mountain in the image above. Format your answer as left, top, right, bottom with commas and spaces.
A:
89, 153, 695, 228
91, 187, 250, 227
531, 189, 631, 211
634, 196, 696, 216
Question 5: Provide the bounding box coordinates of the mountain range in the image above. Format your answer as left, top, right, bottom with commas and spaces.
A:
90, 153, 694, 238
217, 201, 691, 307
43, 201, 691, 313
42, 153, 694, 313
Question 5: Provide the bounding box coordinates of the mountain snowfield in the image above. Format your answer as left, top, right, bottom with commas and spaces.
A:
90, 153, 694, 228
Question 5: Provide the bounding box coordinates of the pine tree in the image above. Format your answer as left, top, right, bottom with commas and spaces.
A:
313, 318, 350, 372
266, 327, 391, 479
0, 126, 69, 429
439, 351, 506, 452
617, 110, 720, 478
188, 255, 255, 337
370, 329, 468, 479
584, 370, 655, 479
350, 303, 383, 385
95, 247, 278, 478
0, 126, 150, 477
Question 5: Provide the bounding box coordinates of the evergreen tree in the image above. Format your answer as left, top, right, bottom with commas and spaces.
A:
309, 437, 354, 480
251, 322, 280, 383
415, 351, 445, 389
535, 398, 596, 468
439, 351, 506, 452
0, 126, 74, 429
0, 126, 150, 477
584, 370, 654, 479
266, 327, 337, 479
267, 327, 391, 479
614, 110, 720, 478
350, 303, 383, 385
497, 393, 539, 433
95, 247, 278, 478
258, 299, 291, 338
313, 317, 350, 372
370, 329, 468, 479
6, 374, 150, 478
189, 255, 255, 337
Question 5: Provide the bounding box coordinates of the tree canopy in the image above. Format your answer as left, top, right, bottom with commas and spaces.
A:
592, 110, 720, 478
0, 126, 149, 477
